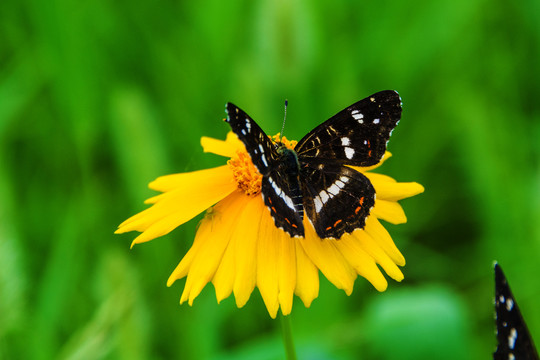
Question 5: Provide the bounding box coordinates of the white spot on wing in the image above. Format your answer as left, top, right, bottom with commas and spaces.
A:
344, 147, 355, 159
314, 196, 323, 213
245, 119, 251, 132
319, 190, 329, 203
373, 118, 380, 124
261, 155, 268, 167
283, 194, 295, 210
327, 184, 340, 195
340, 176, 349, 183
269, 177, 295, 211
341, 137, 350, 146
506, 298, 514, 311
508, 328, 517, 349
335, 180, 345, 188
268, 177, 281, 196
352, 112, 364, 121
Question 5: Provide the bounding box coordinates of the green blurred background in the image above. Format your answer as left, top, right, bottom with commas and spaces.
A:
1, 0, 539, 359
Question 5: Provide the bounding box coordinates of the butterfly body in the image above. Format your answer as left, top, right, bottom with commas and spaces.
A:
276, 145, 300, 178
225, 90, 402, 239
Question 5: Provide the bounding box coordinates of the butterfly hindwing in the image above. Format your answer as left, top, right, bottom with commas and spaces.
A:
494, 263, 539, 360
225, 102, 278, 175
295, 90, 402, 167
300, 162, 375, 239
261, 168, 305, 237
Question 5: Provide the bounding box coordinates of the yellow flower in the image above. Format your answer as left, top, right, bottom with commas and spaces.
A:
115, 132, 424, 318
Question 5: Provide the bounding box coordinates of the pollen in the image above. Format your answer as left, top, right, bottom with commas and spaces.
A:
272, 133, 297, 149
228, 150, 262, 196
228, 134, 296, 196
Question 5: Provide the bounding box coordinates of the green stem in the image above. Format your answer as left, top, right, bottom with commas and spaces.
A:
280, 313, 297, 360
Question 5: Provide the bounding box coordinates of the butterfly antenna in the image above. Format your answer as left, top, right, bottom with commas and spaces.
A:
280, 99, 288, 140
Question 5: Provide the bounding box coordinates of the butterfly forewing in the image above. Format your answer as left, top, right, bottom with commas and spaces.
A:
225, 102, 278, 175
295, 90, 402, 167
494, 263, 539, 360
300, 163, 375, 239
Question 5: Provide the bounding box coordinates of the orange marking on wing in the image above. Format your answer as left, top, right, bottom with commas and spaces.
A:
268, 198, 273, 204
368, 150, 372, 156
271, 206, 277, 213
334, 219, 342, 227
326, 226, 332, 231
355, 206, 361, 214
292, 223, 298, 228
359, 197, 364, 205
285, 218, 291, 224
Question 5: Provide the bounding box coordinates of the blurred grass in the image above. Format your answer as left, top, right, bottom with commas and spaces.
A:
1, 0, 539, 359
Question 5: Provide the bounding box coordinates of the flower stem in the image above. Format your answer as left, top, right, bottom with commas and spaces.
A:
280, 313, 297, 360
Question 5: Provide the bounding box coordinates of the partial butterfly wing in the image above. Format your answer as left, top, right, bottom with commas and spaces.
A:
225, 102, 304, 237
294, 90, 401, 239
295, 90, 402, 167
261, 167, 304, 237
494, 263, 539, 360
300, 163, 375, 239
225, 102, 278, 176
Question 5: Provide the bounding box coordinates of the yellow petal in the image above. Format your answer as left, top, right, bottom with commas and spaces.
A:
294, 239, 319, 308
148, 165, 232, 193
179, 192, 245, 305
167, 211, 211, 286
118, 165, 233, 228
334, 234, 388, 292
117, 170, 237, 246
233, 196, 263, 308
364, 172, 397, 184
364, 216, 405, 266
300, 220, 356, 295
201, 132, 244, 157
351, 231, 404, 282
211, 234, 235, 303
366, 175, 425, 202
278, 229, 296, 316
257, 204, 280, 319
371, 199, 407, 224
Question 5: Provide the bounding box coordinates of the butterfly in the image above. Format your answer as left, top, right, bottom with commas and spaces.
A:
493, 263, 539, 360
225, 90, 402, 239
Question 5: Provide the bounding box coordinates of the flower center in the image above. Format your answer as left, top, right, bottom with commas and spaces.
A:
228, 151, 263, 196
228, 134, 297, 196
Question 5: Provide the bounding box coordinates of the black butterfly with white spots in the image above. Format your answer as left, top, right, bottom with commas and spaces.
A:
494, 263, 539, 360
225, 90, 402, 239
